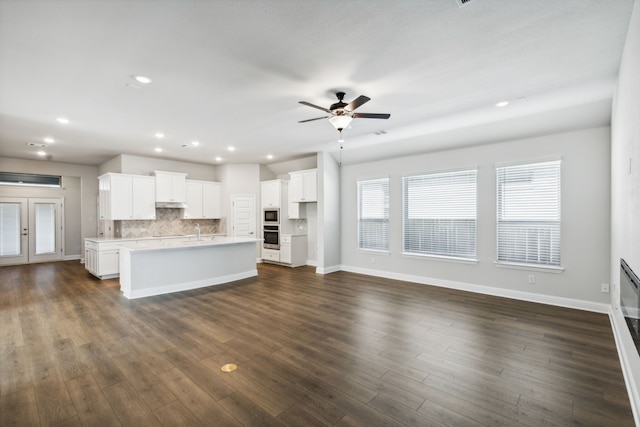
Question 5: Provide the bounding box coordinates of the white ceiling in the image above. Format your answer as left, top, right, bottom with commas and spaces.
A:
0, 0, 633, 167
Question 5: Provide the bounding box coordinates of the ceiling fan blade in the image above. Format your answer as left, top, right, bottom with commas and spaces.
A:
346, 95, 370, 111
299, 101, 331, 113
352, 112, 391, 119
299, 116, 330, 123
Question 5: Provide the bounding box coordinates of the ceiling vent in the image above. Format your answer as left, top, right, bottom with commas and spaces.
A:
455, 0, 474, 7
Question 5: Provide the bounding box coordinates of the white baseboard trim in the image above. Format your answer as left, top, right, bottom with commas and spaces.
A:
609, 307, 640, 426
64, 255, 81, 261
339, 264, 610, 314
123, 269, 258, 299
316, 264, 341, 274
306, 259, 318, 267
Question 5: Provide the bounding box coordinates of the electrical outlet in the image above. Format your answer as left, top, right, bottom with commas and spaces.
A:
528, 275, 535, 284
601, 283, 610, 293
371, 257, 376, 264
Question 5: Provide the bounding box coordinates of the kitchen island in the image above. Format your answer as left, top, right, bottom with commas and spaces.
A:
118, 236, 260, 299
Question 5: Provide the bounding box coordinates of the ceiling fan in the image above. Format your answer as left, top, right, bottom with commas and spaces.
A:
298, 92, 390, 134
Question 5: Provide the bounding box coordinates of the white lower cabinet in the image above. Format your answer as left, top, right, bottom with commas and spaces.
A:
262, 248, 280, 262
85, 240, 121, 279
264, 234, 307, 267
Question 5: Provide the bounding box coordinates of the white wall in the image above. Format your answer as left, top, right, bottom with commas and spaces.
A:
611, 0, 640, 420
318, 151, 341, 273
216, 163, 260, 235
0, 157, 98, 256
100, 154, 217, 181
340, 127, 611, 306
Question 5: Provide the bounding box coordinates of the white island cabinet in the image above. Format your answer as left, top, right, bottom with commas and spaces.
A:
119, 237, 260, 299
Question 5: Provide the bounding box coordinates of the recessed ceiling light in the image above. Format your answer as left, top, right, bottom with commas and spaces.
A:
191, 141, 200, 146
133, 75, 152, 84
56, 117, 69, 124
155, 132, 165, 139
43, 137, 55, 143
266, 154, 273, 160
227, 146, 235, 152
215, 156, 222, 162
37, 150, 47, 156
495, 101, 509, 107
154, 147, 163, 153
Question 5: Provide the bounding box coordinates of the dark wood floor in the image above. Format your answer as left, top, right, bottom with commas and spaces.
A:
0, 261, 634, 426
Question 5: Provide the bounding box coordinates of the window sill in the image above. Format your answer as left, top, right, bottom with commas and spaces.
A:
494, 261, 564, 274
357, 249, 390, 256
402, 252, 478, 265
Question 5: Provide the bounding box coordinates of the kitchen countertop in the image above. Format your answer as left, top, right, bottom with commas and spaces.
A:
119, 236, 261, 252
85, 234, 224, 243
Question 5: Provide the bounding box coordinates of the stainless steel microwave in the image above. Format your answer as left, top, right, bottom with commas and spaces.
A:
263, 208, 279, 224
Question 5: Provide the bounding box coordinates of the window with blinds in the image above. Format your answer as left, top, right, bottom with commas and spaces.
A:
357, 178, 389, 252
496, 160, 561, 267
402, 169, 477, 260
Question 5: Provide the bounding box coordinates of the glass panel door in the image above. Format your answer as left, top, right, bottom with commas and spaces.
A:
28, 198, 63, 263
0, 198, 28, 265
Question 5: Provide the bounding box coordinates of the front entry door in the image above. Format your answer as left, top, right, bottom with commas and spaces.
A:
0, 197, 63, 266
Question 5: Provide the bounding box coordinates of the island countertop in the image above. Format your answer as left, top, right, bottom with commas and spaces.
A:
118, 236, 261, 252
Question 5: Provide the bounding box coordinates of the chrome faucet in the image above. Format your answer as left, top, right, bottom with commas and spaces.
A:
194, 223, 201, 240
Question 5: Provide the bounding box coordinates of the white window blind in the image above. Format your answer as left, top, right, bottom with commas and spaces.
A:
0, 202, 21, 256
402, 169, 477, 260
357, 178, 389, 252
496, 160, 561, 266
35, 203, 56, 255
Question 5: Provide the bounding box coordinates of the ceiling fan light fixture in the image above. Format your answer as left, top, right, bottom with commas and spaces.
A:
329, 114, 352, 131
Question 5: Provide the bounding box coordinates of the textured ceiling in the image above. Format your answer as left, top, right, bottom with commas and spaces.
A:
0, 0, 633, 166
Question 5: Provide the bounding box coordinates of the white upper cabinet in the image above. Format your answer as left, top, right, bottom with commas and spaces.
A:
184, 180, 221, 219
289, 169, 317, 202
131, 176, 156, 219
154, 171, 187, 202
98, 173, 156, 220
261, 180, 281, 208
202, 181, 222, 218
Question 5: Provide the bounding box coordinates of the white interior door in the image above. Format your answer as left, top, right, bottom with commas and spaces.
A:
0, 198, 28, 266
232, 194, 256, 237
28, 198, 63, 263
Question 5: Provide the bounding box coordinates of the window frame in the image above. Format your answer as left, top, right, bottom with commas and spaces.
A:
495, 159, 562, 269
357, 177, 390, 253
402, 168, 478, 262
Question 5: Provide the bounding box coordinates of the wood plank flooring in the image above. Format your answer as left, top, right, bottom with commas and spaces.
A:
0, 260, 634, 426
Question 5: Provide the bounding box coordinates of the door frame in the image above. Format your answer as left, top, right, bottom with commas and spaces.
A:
0, 196, 64, 266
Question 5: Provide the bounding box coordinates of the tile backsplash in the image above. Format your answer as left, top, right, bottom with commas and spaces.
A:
114, 208, 225, 238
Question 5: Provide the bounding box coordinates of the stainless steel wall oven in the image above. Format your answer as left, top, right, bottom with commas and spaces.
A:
263, 225, 280, 249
